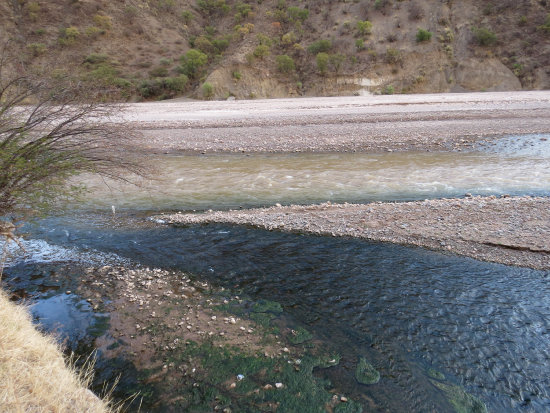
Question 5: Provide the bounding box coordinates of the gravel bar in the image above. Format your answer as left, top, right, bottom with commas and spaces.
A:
123, 91, 550, 153
157, 196, 550, 270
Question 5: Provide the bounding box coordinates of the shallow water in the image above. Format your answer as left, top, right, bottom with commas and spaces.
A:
77, 135, 550, 211
13, 216, 549, 412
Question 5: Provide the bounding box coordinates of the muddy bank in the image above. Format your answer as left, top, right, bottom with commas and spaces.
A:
122, 92, 550, 153
158, 196, 550, 270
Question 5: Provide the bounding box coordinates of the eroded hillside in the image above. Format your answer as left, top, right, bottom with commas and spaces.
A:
1, 0, 549, 100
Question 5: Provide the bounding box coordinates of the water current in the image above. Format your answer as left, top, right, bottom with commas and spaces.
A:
3, 134, 550, 412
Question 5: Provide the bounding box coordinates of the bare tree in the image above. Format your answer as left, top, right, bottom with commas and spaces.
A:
0, 47, 147, 242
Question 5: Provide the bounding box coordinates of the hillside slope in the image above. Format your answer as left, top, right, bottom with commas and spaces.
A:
1, 0, 549, 100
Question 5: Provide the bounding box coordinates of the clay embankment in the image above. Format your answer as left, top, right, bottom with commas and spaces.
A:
158, 196, 550, 270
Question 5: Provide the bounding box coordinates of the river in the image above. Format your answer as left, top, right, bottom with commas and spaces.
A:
2, 133, 550, 412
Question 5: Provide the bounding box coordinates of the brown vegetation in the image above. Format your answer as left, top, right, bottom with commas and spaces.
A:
0, 289, 110, 412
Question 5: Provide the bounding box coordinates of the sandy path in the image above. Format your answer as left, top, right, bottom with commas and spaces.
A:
123, 91, 550, 153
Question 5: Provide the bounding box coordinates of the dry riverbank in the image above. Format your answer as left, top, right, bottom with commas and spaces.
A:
158, 196, 550, 270
0, 290, 110, 413
124, 91, 550, 154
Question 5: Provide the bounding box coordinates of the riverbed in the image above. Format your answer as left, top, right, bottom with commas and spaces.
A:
3, 94, 550, 412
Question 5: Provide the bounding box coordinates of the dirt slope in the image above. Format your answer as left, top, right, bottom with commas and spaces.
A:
1, 0, 549, 100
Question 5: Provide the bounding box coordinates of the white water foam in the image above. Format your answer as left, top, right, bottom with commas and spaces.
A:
0, 238, 130, 267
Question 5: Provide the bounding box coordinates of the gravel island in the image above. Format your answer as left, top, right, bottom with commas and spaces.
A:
158, 196, 550, 270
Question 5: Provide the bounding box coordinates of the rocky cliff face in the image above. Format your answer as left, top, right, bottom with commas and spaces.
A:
1, 0, 548, 100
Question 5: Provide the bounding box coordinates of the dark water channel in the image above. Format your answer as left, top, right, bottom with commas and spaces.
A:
3, 134, 550, 412
7, 214, 549, 413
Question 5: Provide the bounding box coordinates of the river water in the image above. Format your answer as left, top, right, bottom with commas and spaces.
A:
3, 134, 550, 412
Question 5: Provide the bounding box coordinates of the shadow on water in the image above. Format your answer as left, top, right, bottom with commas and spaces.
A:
16, 215, 550, 412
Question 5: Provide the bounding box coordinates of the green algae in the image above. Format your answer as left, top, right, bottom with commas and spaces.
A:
432, 381, 488, 413
427, 368, 446, 380
355, 357, 380, 385
169, 341, 356, 412
289, 326, 313, 344
317, 353, 341, 368
252, 299, 284, 315
335, 399, 364, 413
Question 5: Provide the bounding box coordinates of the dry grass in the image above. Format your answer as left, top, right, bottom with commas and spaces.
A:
0, 289, 110, 413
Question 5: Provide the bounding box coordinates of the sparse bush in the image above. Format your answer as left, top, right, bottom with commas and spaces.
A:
416, 28, 432, 42
253, 44, 270, 59
276, 54, 295, 73
27, 43, 46, 56
356, 20, 372, 36
385, 47, 401, 64
538, 14, 550, 34
93, 14, 112, 30
139, 75, 188, 99
472, 27, 497, 46
197, 0, 230, 17
235, 2, 252, 21
84, 53, 109, 64
179, 49, 208, 78
26, 1, 40, 20
316, 52, 329, 74
232, 71, 241, 80
155, 0, 176, 12
149, 66, 169, 78
281, 31, 297, 46
518, 15, 527, 26
181, 10, 193, 24
382, 85, 395, 95
84, 26, 103, 38
212, 36, 230, 53
234, 23, 255, 37
202, 82, 214, 98
329, 54, 345, 73
195, 36, 216, 54
287, 6, 309, 22
257, 33, 273, 46
307, 39, 331, 54
59, 26, 80, 45
165, 75, 188, 92
355, 39, 365, 50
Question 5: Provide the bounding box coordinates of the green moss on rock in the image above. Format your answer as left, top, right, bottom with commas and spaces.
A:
432, 381, 488, 413
355, 357, 380, 385
289, 326, 313, 344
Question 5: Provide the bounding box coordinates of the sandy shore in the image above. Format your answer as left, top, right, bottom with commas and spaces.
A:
158, 196, 550, 270
124, 91, 550, 153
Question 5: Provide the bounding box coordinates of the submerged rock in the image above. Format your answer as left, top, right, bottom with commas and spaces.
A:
355, 357, 380, 385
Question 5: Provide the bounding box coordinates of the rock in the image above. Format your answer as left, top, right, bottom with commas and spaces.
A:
263, 384, 273, 390
275, 382, 284, 389
340, 396, 348, 402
